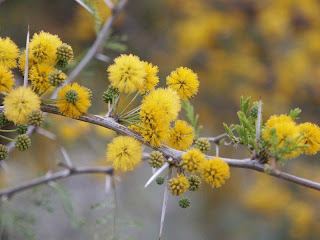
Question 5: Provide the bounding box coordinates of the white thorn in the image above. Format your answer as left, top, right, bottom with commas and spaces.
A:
145, 162, 169, 188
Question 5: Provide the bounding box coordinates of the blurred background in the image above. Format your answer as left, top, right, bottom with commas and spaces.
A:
1, 0, 320, 239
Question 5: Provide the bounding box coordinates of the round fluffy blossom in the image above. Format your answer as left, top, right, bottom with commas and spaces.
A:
29, 64, 55, 94
139, 61, 159, 94
49, 69, 67, 87
167, 120, 195, 151
18, 50, 37, 73
29, 31, 62, 65
106, 136, 143, 172
28, 110, 45, 127
15, 135, 31, 151
181, 149, 205, 173
0, 144, 8, 161
4, 87, 41, 124
107, 54, 146, 93
0, 65, 15, 93
168, 174, 190, 196
56, 83, 92, 118
0, 37, 19, 68
141, 88, 181, 122
166, 67, 199, 100
299, 122, 320, 155
200, 157, 230, 188
194, 137, 211, 153
263, 115, 301, 158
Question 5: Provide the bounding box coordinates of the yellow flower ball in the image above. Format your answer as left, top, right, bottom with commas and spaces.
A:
182, 148, 205, 173
0, 65, 15, 93
107, 54, 146, 93
139, 61, 159, 94
200, 157, 230, 188
29, 31, 62, 65
106, 136, 143, 172
4, 87, 41, 124
167, 120, 195, 150
56, 83, 91, 118
0, 37, 20, 69
29, 63, 55, 94
166, 67, 199, 100
141, 88, 181, 122
299, 122, 320, 155
168, 174, 190, 196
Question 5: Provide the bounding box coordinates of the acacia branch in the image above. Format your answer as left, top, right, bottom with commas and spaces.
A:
0, 166, 114, 199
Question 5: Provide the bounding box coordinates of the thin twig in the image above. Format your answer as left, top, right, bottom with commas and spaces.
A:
0, 166, 114, 199
206, 128, 235, 143
254, 100, 262, 158
75, 0, 94, 14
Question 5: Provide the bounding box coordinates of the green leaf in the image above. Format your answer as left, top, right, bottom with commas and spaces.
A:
289, 108, 302, 120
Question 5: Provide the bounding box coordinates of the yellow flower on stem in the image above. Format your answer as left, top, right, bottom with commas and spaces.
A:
299, 122, 320, 155
200, 157, 230, 188
168, 174, 190, 196
167, 120, 195, 150
0, 65, 15, 93
4, 87, 41, 124
166, 67, 199, 100
56, 83, 91, 118
107, 54, 146, 93
0, 37, 19, 69
29, 31, 62, 65
106, 136, 143, 172
139, 61, 159, 94
29, 64, 55, 94
182, 148, 205, 173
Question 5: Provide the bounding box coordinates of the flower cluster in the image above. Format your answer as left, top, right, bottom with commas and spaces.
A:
0, 31, 91, 159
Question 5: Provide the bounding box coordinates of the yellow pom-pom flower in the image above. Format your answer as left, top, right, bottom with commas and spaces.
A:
106, 136, 143, 172
29, 31, 62, 65
107, 54, 146, 93
0, 65, 15, 93
0, 37, 19, 69
299, 122, 320, 155
182, 149, 205, 173
29, 64, 55, 94
56, 83, 91, 118
3, 87, 41, 124
140, 103, 171, 129
139, 61, 159, 94
168, 174, 190, 196
167, 120, 194, 150
141, 88, 181, 122
166, 67, 199, 100
200, 157, 230, 188
263, 114, 294, 140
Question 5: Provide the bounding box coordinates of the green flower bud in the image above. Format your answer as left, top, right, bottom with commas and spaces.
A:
49, 69, 67, 87
17, 124, 28, 135
56, 43, 74, 63
28, 110, 45, 127
0, 144, 8, 161
250, 103, 263, 119
0, 113, 10, 128
179, 197, 190, 208
65, 90, 79, 103
194, 138, 211, 153
156, 176, 165, 185
188, 175, 201, 191
15, 135, 31, 151
148, 151, 165, 168
103, 86, 119, 104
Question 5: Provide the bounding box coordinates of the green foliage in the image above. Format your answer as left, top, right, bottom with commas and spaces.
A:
105, 34, 128, 53
81, 0, 102, 34
182, 100, 203, 138
289, 108, 302, 120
